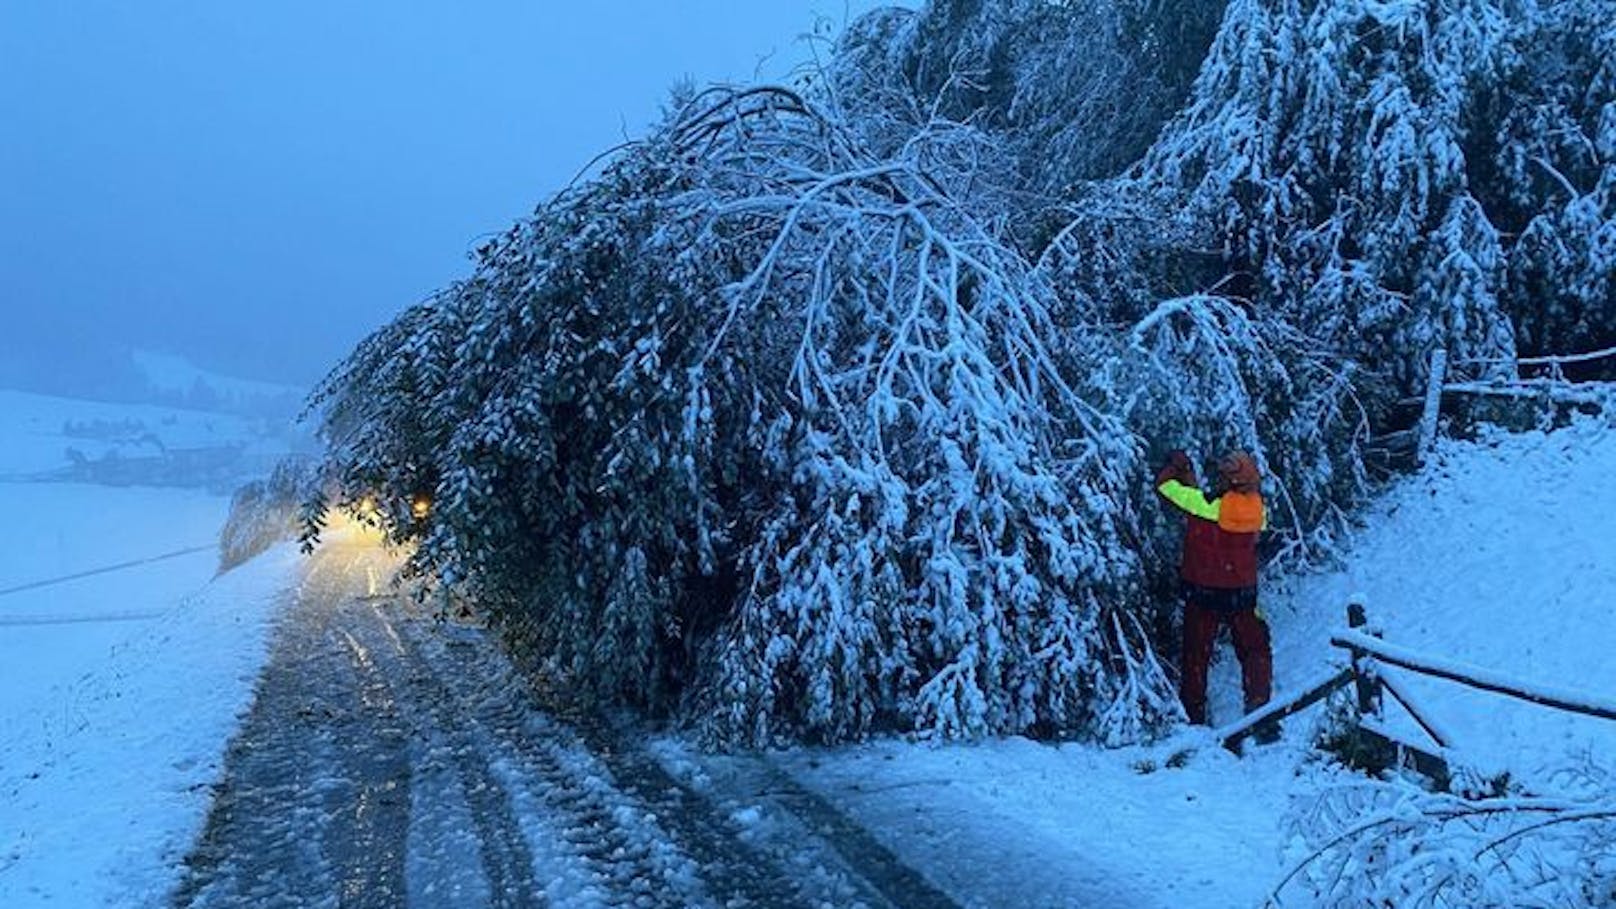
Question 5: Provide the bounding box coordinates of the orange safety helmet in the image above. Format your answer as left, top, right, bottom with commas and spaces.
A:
1218, 449, 1261, 493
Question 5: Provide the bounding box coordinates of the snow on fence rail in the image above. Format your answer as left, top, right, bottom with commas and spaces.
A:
1457, 344, 1616, 369
1378, 347, 1615, 469
1442, 343, 1616, 400
1218, 598, 1616, 788
1439, 379, 1611, 406
1329, 629, 1616, 724
1373, 346, 1613, 470
1517, 344, 1616, 367
1324, 600, 1616, 787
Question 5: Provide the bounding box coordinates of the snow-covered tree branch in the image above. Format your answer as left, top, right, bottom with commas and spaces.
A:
1276, 767, 1616, 908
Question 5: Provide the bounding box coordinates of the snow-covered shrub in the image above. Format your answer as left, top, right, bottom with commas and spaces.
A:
220, 455, 320, 571
309, 85, 1178, 745
1276, 769, 1616, 908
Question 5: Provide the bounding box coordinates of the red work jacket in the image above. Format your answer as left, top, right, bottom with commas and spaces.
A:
1158, 480, 1264, 590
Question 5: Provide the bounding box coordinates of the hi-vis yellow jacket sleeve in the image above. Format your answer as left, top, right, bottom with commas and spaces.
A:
1158, 479, 1270, 530
1157, 479, 1220, 521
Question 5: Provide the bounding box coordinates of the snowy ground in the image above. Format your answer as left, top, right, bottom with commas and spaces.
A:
1270, 418, 1616, 784
0, 544, 298, 906
686, 732, 1296, 908
0, 484, 228, 708
771, 415, 1616, 908
0, 392, 302, 907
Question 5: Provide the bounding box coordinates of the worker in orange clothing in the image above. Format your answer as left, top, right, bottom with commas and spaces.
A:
1156, 449, 1273, 735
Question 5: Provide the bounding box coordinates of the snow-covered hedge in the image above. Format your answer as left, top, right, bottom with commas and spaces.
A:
220, 456, 319, 571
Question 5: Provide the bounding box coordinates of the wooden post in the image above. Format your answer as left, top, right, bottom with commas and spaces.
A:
1346, 598, 1382, 718
1416, 348, 1447, 466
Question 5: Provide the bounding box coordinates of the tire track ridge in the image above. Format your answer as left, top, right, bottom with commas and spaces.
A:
363, 607, 544, 908
400, 621, 708, 908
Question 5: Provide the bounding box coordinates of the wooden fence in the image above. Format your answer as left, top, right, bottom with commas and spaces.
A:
1221, 348, 1616, 778
1367, 346, 1615, 470
1216, 599, 1616, 786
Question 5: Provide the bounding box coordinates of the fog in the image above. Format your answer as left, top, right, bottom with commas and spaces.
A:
1, 1, 893, 398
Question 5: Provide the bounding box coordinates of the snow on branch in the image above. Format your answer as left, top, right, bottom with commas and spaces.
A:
301, 0, 1616, 747
308, 81, 1179, 745
1275, 772, 1616, 908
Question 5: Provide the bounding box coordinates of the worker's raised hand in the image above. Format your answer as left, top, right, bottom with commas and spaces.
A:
1155, 449, 1197, 487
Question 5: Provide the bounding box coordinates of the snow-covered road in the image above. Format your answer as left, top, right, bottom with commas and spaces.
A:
175, 538, 958, 908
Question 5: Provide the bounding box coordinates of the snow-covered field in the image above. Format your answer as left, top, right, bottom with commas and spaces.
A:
0, 483, 227, 716
0, 389, 276, 478
0, 392, 302, 907
0, 548, 297, 907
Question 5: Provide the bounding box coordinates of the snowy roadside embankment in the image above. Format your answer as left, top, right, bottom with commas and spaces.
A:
1269, 416, 1616, 783
769, 416, 1616, 908
0, 546, 299, 907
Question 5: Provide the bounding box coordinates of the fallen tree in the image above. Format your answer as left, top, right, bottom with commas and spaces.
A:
308, 86, 1178, 745
304, 0, 1615, 748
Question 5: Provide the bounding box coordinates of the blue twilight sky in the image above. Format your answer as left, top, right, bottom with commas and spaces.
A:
0, 1, 899, 392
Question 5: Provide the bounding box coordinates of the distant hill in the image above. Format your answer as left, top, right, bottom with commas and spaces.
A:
129, 350, 306, 420
0, 341, 307, 421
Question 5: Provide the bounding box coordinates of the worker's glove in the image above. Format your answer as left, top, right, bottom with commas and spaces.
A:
1157, 449, 1196, 487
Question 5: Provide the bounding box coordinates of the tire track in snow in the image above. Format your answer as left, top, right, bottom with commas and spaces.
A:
402, 623, 721, 908
358, 605, 543, 908
180, 539, 958, 908
178, 545, 413, 909
328, 621, 411, 906
559, 720, 814, 907
175, 592, 363, 906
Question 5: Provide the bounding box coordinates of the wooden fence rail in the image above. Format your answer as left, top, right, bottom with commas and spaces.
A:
1218, 600, 1616, 789
1329, 629, 1616, 724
